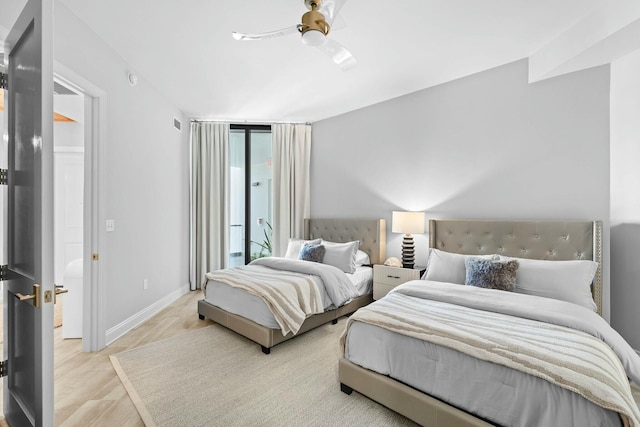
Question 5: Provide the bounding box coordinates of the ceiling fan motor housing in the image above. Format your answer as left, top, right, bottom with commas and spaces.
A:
301, 2, 330, 37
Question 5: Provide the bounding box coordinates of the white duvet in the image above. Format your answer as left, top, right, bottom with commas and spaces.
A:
344, 280, 640, 426
205, 257, 360, 334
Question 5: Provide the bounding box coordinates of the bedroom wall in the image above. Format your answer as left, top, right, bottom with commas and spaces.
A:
0, 2, 190, 342
312, 59, 612, 321
610, 49, 640, 351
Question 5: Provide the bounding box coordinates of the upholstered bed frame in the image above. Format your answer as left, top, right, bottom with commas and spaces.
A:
339, 219, 603, 427
197, 218, 386, 354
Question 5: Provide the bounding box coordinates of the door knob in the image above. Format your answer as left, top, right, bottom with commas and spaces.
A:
54, 286, 68, 304
16, 284, 41, 308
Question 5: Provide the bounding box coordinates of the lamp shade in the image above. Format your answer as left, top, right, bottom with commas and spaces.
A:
392, 211, 425, 234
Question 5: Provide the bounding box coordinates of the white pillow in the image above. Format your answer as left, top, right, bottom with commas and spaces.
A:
355, 250, 370, 266
499, 256, 598, 312
284, 238, 321, 259
321, 240, 360, 274
423, 249, 496, 285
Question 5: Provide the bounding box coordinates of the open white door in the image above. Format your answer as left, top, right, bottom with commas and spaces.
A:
2, 0, 55, 425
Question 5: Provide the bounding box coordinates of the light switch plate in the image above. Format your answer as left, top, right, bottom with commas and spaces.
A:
106, 219, 115, 232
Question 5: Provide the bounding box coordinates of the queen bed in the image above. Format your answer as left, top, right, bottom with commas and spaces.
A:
339, 219, 640, 426
198, 218, 386, 354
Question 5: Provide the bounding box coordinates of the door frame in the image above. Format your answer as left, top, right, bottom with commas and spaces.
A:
53, 63, 107, 352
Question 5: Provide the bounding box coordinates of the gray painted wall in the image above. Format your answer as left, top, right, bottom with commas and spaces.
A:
312, 59, 612, 322
52, 4, 191, 331
0, 2, 191, 335
610, 50, 640, 350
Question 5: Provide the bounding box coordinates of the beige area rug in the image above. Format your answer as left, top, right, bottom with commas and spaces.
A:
110, 322, 417, 427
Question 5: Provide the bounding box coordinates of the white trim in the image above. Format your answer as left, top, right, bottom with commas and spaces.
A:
105, 284, 191, 346
87, 93, 107, 352
54, 61, 108, 352
635, 349, 640, 357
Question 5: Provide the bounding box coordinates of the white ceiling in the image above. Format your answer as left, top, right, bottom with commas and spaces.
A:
57, 0, 605, 123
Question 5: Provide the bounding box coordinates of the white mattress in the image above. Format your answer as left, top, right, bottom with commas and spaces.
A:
344, 321, 622, 427
205, 265, 372, 329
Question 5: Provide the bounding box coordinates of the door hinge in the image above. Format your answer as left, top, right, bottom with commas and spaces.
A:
0, 72, 7, 90
0, 265, 7, 281
0, 360, 7, 378
0, 169, 7, 185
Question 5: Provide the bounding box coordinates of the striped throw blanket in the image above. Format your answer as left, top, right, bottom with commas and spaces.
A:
343, 281, 640, 427
206, 265, 324, 336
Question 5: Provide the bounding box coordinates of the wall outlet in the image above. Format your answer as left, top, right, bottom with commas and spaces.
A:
143, 279, 148, 290
106, 219, 115, 232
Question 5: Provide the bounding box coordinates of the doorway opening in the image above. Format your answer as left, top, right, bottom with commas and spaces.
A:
52, 79, 85, 343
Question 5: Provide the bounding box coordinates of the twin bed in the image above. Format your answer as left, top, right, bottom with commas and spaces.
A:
197, 218, 386, 354
198, 217, 640, 426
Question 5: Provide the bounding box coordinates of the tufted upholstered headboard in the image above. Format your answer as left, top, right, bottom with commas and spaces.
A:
304, 218, 386, 265
428, 219, 603, 315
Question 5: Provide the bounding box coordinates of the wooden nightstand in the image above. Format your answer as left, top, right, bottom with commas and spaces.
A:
373, 264, 426, 300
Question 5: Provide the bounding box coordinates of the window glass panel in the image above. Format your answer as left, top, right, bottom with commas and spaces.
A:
250, 130, 272, 261
229, 126, 272, 265
229, 129, 245, 267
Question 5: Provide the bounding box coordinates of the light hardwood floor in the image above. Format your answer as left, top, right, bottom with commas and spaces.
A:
1, 290, 211, 426
3, 290, 638, 426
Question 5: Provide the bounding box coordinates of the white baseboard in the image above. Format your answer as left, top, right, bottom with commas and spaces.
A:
105, 284, 190, 346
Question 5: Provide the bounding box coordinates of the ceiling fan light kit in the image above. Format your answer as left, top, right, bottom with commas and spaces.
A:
232, 0, 357, 70
301, 30, 326, 46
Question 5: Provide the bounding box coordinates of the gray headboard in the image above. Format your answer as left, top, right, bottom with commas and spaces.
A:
304, 218, 386, 265
429, 219, 603, 315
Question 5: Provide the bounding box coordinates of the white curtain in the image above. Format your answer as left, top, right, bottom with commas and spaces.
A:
272, 123, 312, 257
190, 122, 230, 290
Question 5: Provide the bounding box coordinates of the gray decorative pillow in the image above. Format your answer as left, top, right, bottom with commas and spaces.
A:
464, 257, 519, 291
299, 243, 325, 263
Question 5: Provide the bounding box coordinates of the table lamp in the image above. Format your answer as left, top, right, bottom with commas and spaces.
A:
392, 211, 425, 269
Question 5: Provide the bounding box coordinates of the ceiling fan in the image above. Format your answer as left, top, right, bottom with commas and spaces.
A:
232, 0, 357, 71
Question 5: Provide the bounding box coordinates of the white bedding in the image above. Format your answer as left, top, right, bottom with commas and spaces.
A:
344, 280, 640, 426
205, 264, 372, 330
346, 321, 622, 427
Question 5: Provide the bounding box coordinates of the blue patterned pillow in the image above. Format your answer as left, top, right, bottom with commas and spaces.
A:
299, 243, 325, 263
464, 257, 519, 291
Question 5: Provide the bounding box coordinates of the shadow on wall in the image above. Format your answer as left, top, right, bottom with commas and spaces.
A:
610, 223, 640, 351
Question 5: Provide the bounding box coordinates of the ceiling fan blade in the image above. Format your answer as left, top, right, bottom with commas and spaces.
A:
318, 0, 350, 26
330, 14, 347, 32
316, 38, 357, 71
232, 25, 301, 41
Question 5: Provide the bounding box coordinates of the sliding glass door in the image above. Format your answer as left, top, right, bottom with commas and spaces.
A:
229, 125, 272, 266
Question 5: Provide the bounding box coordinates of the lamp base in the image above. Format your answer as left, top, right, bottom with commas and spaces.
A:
401, 234, 415, 269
